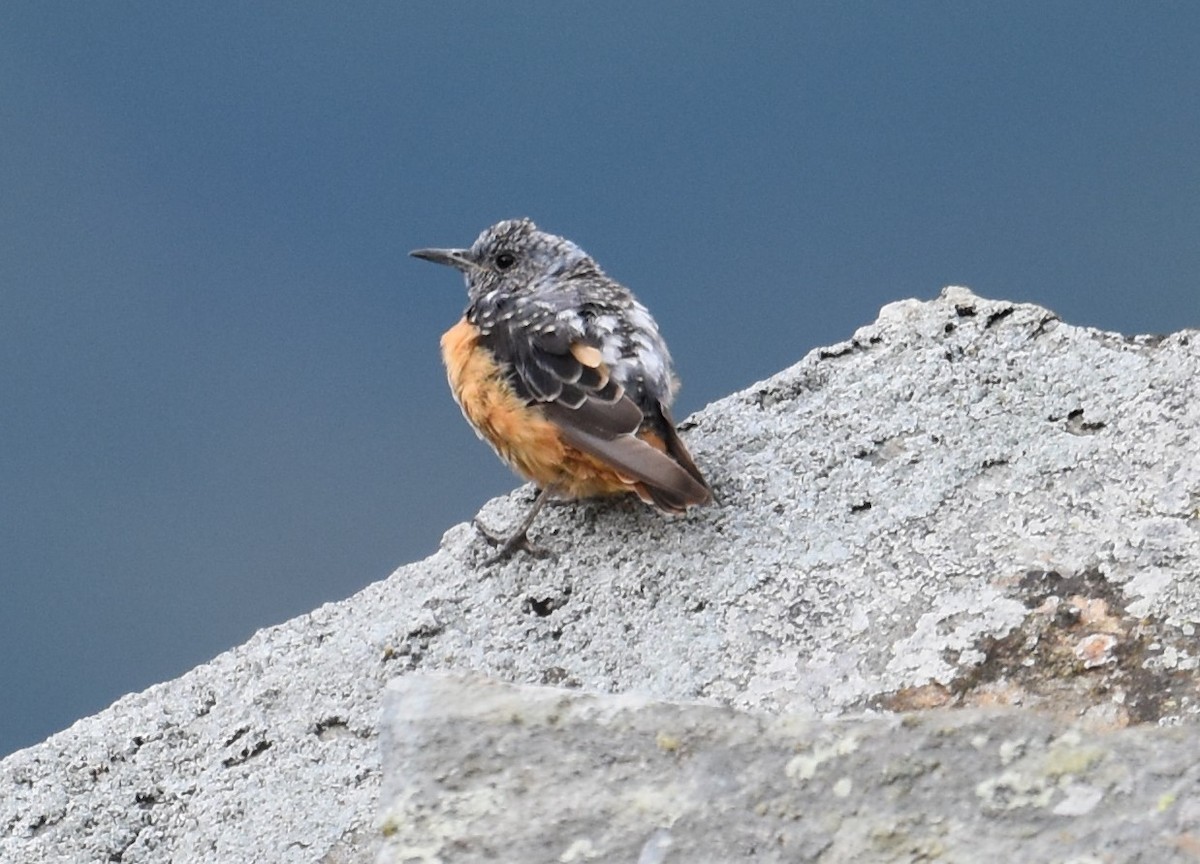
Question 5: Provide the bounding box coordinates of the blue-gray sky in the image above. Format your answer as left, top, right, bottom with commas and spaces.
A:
3, 3, 1198, 757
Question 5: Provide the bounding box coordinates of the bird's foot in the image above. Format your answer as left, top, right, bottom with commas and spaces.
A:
472, 517, 554, 564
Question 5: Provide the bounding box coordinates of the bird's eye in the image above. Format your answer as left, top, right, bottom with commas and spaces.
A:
494, 251, 517, 271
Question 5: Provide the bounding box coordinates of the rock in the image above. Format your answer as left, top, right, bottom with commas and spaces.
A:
1, 288, 1197, 863
378, 673, 1200, 863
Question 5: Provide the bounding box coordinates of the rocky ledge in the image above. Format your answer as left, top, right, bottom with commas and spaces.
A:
2, 288, 1197, 863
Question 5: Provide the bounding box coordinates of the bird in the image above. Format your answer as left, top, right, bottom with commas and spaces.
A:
411, 218, 711, 562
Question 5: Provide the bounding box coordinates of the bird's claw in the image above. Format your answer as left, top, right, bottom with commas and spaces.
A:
472, 517, 554, 564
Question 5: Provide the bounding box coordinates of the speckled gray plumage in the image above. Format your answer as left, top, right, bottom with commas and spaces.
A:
423, 218, 676, 417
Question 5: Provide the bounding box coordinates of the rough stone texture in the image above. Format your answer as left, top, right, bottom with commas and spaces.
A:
379, 673, 1200, 863
1, 287, 1197, 863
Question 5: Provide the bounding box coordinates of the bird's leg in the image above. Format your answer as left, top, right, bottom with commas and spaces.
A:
473, 486, 555, 564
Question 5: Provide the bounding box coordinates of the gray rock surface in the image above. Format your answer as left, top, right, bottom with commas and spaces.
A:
1, 287, 1197, 863
379, 673, 1200, 863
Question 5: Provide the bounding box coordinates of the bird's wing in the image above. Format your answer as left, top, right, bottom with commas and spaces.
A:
491, 323, 710, 511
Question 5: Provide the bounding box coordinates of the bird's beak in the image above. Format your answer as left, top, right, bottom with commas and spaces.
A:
410, 247, 475, 272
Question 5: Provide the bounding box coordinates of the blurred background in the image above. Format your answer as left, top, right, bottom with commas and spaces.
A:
2, 2, 1197, 757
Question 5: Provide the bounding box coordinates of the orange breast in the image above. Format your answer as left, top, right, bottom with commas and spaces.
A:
440, 317, 659, 501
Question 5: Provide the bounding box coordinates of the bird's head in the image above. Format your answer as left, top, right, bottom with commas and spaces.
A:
411, 218, 595, 305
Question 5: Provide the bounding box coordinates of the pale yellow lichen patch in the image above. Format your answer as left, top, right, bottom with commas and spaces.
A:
559, 837, 599, 862
1042, 744, 1105, 778
975, 770, 1054, 811
655, 730, 681, 753
622, 783, 688, 826
998, 738, 1026, 765
785, 733, 861, 782
380, 785, 504, 864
